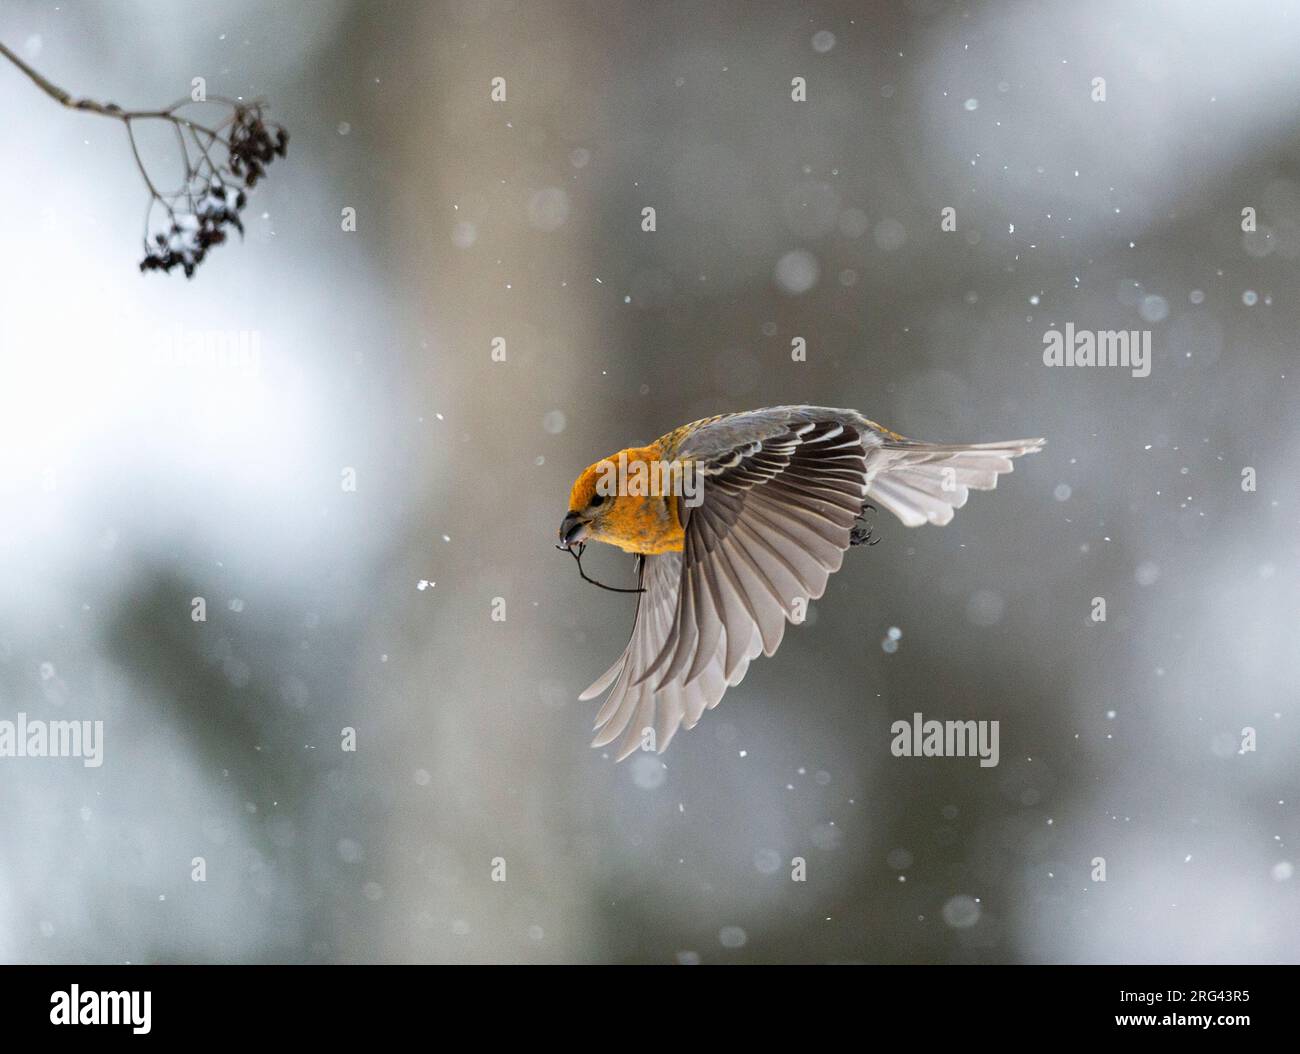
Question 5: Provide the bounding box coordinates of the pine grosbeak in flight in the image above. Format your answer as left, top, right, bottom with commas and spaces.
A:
558, 405, 1043, 760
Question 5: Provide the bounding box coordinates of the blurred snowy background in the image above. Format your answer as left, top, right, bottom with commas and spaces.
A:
0, 0, 1296, 964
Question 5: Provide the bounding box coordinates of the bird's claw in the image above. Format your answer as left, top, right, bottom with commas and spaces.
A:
850, 503, 880, 547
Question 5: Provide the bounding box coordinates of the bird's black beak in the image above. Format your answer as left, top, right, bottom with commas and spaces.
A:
558, 511, 590, 550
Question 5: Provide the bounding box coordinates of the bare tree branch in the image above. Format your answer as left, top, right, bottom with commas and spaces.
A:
0, 40, 288, 277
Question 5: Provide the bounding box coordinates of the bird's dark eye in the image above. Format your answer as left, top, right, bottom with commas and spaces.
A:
589, 493, 605, 508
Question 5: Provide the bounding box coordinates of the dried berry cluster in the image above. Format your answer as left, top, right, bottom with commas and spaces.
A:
140, 104, 288, 278
227, 105, 289, 189
140, 181, 248, 278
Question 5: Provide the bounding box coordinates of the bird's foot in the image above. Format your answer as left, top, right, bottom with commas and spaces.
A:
850, 503, 880, 547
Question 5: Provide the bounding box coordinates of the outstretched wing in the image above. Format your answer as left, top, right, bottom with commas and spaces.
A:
585, 412, 869, 759
578, 551, 706, 755
581, 406, 1044, 760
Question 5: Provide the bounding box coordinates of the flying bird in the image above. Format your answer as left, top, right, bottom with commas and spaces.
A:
558, 405, 1043, 760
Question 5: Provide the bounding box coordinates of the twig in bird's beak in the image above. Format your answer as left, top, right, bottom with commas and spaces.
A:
555, 541, 646, 594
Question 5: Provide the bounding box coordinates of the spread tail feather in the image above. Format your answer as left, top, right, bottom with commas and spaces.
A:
868, 437, 1044, 527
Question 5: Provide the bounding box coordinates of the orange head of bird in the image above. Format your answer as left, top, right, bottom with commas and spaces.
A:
559, 445, 688, 556
558, 458, 617, 550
